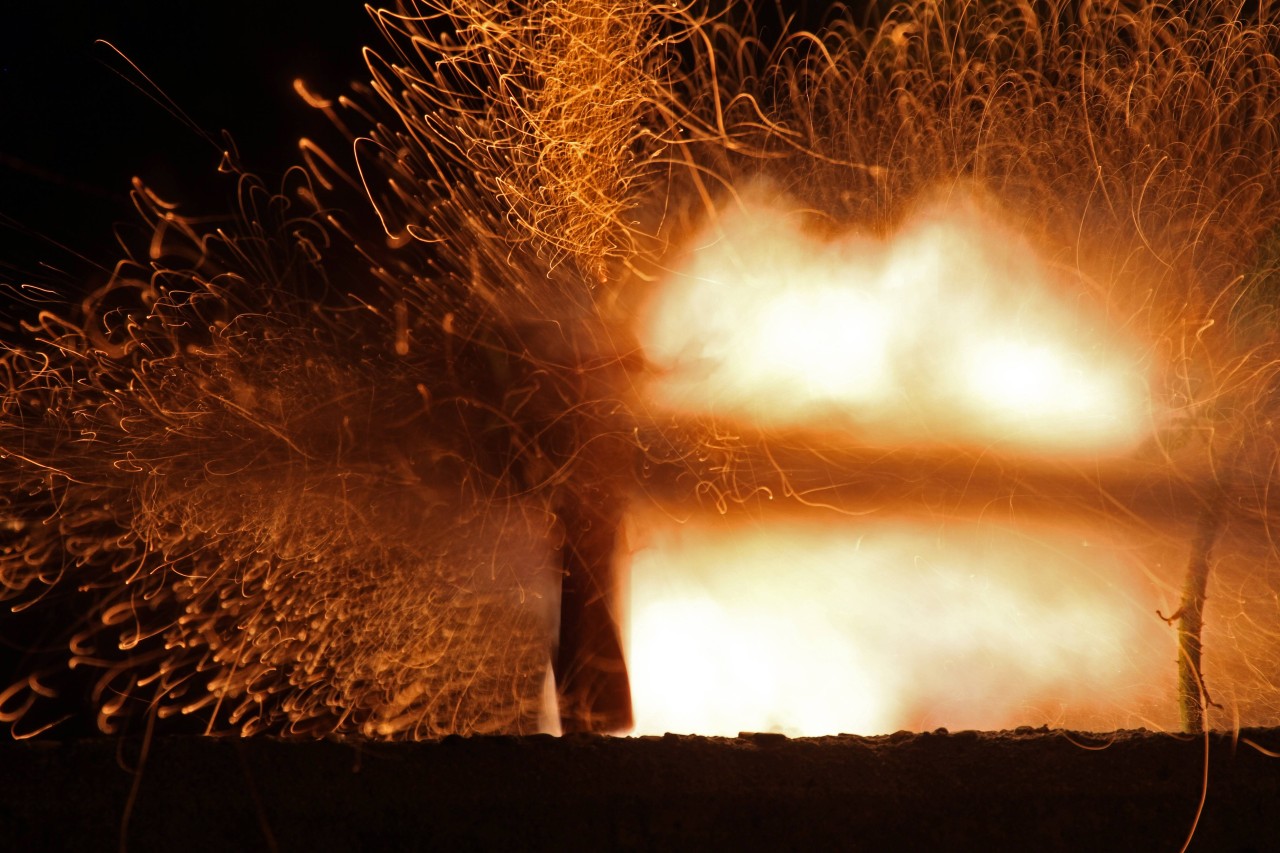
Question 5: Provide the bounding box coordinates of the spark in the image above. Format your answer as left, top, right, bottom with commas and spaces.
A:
3, 0, 1280, 740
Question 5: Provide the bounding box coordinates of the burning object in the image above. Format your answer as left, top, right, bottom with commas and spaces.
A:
627, 515, 1174, 736
4, 0, 1280, 741
640, 188, 1148, 452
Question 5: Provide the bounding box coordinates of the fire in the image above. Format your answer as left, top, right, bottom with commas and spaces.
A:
626, 515, 1175, 736
626, 188, 1172, 736
639, 189, 1150, 453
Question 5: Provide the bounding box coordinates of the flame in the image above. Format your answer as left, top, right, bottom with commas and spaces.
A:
626, 514, 1176, 736
640, 190, 1151, 453
628, 187, 1174, 736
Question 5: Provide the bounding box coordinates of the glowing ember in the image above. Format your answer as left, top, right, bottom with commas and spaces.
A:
640, 190, 1150, 453
626, 515, 1176, 736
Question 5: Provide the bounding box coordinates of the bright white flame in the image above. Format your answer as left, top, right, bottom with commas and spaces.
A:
640, 190, 1150, 452
626, 515, 1175, 736
963, 339, 1120, 427
758, 289, 892, 401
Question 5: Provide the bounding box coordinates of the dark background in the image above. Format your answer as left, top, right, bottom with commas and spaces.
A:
0, 2, 846, 295
0, 2, 375, 293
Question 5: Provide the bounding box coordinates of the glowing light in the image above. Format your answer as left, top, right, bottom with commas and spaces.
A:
8, 0, 1280, 741
963, 339, 1121, 427
627, 516, 1175, 736
640, 192, 1150, 453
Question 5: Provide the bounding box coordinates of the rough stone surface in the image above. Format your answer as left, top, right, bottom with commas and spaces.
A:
2, 728, 1278, 850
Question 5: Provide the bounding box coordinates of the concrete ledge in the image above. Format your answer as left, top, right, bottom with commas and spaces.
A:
4, 729, 1278, 851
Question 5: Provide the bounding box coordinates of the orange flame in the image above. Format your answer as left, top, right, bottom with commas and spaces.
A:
627, 188, 1174, 736
640, 188, 1152, 453
626, 514, 1176, 736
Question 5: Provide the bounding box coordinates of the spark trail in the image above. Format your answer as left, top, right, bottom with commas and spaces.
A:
4, 1, 1280, 738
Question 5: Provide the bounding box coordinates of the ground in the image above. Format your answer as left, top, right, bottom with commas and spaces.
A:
3, 728, 1277, 851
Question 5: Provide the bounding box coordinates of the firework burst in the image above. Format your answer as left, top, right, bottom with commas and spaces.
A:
5, 0, 1280, 739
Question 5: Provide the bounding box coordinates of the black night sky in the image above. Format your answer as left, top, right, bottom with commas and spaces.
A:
1, 3, 374, 293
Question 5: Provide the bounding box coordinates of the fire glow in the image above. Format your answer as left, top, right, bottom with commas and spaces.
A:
640, 190, 1150, 453
625, 191, 1169, 736
626, 516, 1174, 736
